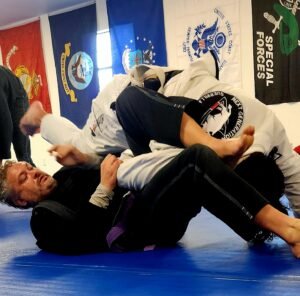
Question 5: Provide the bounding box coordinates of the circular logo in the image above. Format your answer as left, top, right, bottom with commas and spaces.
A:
215, 32, 226, 48
122, 36, 156, 73
68, 51, 94, 90
195, 91, 244, 139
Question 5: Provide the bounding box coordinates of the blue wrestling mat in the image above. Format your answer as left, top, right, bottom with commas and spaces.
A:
0, 203, 299, 295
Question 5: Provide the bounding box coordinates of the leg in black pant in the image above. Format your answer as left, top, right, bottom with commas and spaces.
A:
131, 144, 269, 246
0, 67, 35, 166
116, 85, 253, 166
12, 83, 35, 166
0, 92, 13, 160
116, 86, 284, 239
116, 86, 195, 155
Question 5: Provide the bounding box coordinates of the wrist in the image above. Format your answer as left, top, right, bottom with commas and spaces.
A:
99, 183, 114, 196
83, 153, 102, 167
89, 183, 114, 208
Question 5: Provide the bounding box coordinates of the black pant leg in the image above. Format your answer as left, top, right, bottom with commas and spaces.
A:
11, 78, 35, 166
0, 87, 13, 159
132, 145, 270, 245
0, 68, 34, 165
116, 86, 188, 155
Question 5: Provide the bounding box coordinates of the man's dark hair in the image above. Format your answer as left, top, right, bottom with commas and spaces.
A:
0, 160, 31, 209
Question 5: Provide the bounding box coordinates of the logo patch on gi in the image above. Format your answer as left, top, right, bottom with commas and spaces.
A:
197, 91, 244, 139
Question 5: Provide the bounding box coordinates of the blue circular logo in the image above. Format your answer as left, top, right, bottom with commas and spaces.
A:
68, 51, 94, 90
215, 32, 226, 48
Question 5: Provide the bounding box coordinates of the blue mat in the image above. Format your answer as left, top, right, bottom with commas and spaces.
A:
0, 204, 299, 295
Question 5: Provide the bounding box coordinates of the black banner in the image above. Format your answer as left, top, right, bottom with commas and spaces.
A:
252, 0, 300, 104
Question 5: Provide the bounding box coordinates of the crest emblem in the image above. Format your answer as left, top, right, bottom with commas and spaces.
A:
279, 0, 300, 10
5, 45, 42, 100
183, 8, 233, 71
263, 1, 300, 55
60, 44, 94, 102
122, 36, 156, 73
68, 51, 94, 90
191, 19, 226, 61
15, 65, 42, 100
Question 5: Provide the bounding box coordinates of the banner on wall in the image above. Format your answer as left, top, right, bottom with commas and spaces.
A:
107, 0, 167, 74
0, 21, 51, 112
252, 0, 300, 104
164, 0, 242, 87
49, 4, 99, 128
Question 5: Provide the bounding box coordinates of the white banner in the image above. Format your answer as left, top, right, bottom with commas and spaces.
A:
164, 0, 241, 87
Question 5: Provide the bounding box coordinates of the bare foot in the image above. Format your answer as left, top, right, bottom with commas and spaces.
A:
286, 220, 300, 258
20, 101, 47, 135
290, 242, 300, 258
214, 125, 255, 168
255, 205, 300, 258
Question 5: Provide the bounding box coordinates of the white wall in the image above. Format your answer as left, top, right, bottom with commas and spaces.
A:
268, 103, 300, 148
29, 135, 62, 175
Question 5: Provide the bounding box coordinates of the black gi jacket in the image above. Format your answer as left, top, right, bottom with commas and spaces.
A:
30, 166, 127, 254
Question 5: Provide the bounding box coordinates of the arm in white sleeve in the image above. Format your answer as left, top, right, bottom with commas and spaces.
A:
41, 74, 131, 156
41, 114, 82, 145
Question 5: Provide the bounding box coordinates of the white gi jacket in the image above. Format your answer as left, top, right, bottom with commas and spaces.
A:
41, 65, 168, 156
119, 52, 300, 217
41, 74, 130, 155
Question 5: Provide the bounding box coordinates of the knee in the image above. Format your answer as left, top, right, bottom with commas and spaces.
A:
189, 144, 216, 156
234, 152, 285, 210
185, 144, 218, 164
116, 86, 140, 116
117, 86, 141, 105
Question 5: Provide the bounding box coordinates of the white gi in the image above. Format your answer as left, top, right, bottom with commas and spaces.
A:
40, 53, 300, 217
42, 74, 130, 155
118, 52, 300, 218
41, 65, 167, 156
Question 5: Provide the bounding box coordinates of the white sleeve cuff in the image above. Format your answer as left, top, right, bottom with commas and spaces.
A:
89, 183, 114, 208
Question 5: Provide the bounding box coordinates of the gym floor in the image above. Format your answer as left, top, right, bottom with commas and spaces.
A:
0, 202, 299, 295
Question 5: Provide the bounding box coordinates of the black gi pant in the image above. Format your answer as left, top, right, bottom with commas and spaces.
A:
129, 144, 269, 246
115, 86, 285, 245
116, 86, 187, 156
